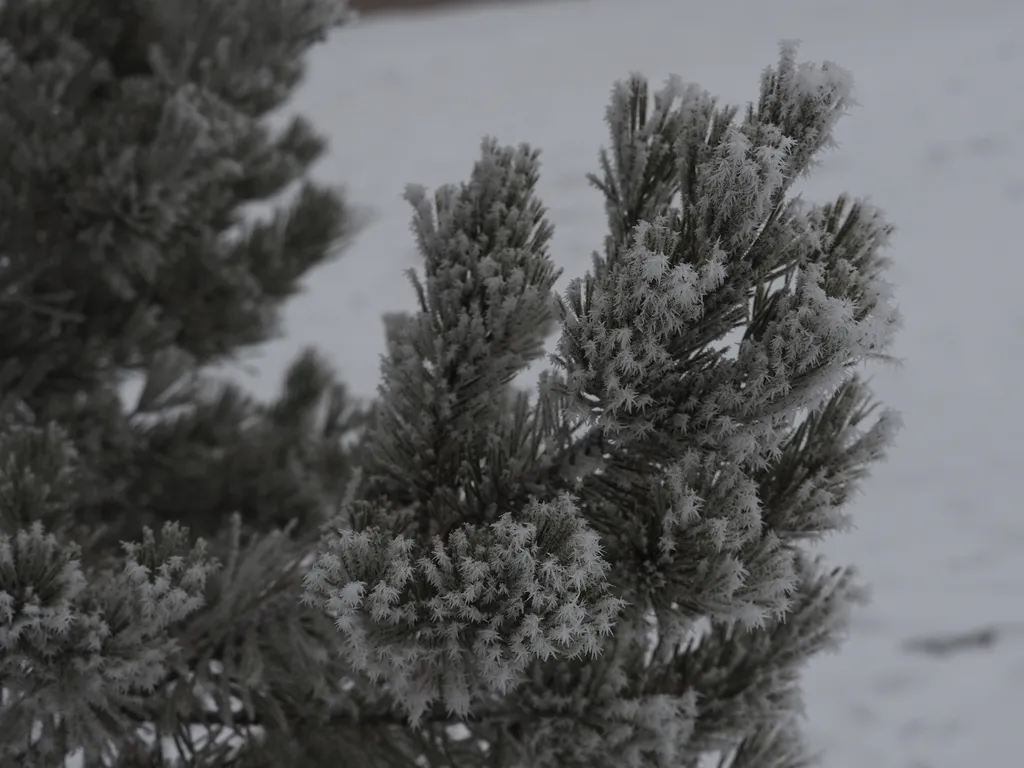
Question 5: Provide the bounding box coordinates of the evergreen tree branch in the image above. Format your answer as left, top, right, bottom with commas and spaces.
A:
361, 139, 562, 533
0, 475, 217, 763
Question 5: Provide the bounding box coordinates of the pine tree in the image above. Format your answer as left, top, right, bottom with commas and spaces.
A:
1, 8, 901, 765
1, 0, 366, 764
303, 43, 901, 767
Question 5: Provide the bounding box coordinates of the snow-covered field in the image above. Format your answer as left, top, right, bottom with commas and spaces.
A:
236, 0, 1024, 765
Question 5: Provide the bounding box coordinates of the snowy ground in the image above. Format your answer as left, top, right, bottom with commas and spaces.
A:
234, 0, 1024, 765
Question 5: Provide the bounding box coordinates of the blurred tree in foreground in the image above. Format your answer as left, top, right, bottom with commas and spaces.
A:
1, 0, 367, 764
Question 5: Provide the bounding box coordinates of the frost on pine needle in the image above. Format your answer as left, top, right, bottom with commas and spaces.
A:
513, 682, 700, 768
0, 525, 217, 755
303, 493, 624, 724
557, 216, 729, 440
1, 471, 216, 760
0, 424, 218, 760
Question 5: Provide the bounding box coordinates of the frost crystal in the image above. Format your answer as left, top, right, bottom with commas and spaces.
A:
304, 494, 623, 723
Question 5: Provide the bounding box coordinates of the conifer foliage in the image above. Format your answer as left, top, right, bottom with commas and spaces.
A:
1, 0, 362, 765
1, 0, 901, 763
304, 43, 901, 767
